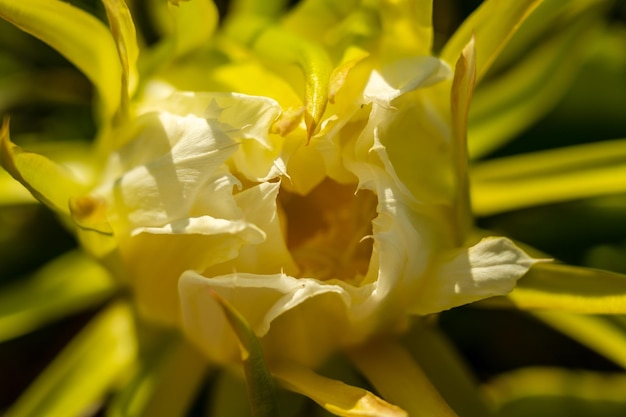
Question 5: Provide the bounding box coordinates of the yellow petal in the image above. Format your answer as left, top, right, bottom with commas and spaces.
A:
179, 271, 351, 365
0, 0, 122, 123
348, 341, 457, 417
410, 237, 542, 315
272, 360, 407, 417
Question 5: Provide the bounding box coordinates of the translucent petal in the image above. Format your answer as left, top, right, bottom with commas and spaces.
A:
410, 237, 542, 315
179, 271, 351, 365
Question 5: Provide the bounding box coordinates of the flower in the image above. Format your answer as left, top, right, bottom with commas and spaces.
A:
57, 1, 541, 372
2, 0, 625, 416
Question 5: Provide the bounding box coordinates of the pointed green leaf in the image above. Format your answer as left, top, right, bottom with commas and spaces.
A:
450, 37, 476, 244
468, 18, 599, 159
272, 360, 407, 417
486, 0, 613, 74
0, 0, 122, 123
484, 367, 626, 417
532, 312, 626, 370
4, 302, 137, 417
404, 322, 495, 417
471, 138, 626, 216
102, 0, 140, 115
208, 289, 279, 417
0, 168, 37, 205
440, 0, 542, 83
0, 250, 116, 343
479, 262, 626, 313
349, 341, 458, 417
107, 334, 208, 417
0, 119, 87, 214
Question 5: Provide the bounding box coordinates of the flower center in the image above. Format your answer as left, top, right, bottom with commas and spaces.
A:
279, 178, 377, 283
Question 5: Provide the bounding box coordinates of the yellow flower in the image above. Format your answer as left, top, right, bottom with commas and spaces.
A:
31, 1, 539, 372
8, 0, 624, 415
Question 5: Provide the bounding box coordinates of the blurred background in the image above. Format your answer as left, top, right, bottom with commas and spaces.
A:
1, 0, 625, 416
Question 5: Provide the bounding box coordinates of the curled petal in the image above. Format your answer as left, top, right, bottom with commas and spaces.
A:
179, 271, 351, 365
409, 237, 545, 315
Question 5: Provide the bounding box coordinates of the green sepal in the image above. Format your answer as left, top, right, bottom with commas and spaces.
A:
208, 289, 279, 417
0, 119, 87, 215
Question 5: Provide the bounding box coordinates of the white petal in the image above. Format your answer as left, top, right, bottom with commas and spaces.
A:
179, 271, 350, 365
409, 237, 544, 315
363, 57, 451, 105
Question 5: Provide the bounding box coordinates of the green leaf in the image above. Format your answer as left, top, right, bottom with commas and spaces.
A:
348, 341, 458, 417
483, 367, 626, 417
471, 138, 626, 216
102, 0, 140, 116
450, 37, 476, 244
532, 312, 626, 370
0, 119, 87, 215
468, 17, 598, 159
0, 0, 122, 124
440, 0, 542, 83
0, 168, 37, 205
479, 262, 626, 314
403, 321, 495, 417
107, 333, 208, 417
208, 289, 279, 417
4, 302, 137, 417
272, 360, 407, 417
0, 250, 116, 343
